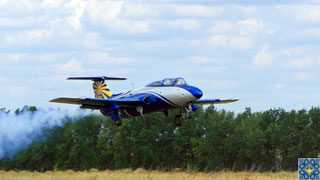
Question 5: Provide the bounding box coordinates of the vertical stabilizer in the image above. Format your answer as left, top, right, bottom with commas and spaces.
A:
92, 80, 113, 99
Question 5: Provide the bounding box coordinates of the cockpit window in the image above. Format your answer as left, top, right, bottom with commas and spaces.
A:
150, 81, 162, 86
163, 78, 174, 86
175, 78, 186, 86
146, 78, 187, 87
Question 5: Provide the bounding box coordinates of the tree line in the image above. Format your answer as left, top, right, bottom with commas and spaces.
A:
0, 106, 319, 172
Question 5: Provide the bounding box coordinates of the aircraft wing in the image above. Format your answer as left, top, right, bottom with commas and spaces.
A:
194, 98, 239, 105
50, 97, 147, 110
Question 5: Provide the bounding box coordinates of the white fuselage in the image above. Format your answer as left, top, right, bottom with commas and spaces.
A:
113, 86, 198, 107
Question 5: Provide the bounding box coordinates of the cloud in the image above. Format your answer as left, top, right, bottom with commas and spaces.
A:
208, 18, 263, 50
122, 4, 158, 19
202, 66, 227, 73
4, 29, 52, 45
238, 18, 264, 35
41, 0, 65, 9
229, 36, 254, 50
186, 56, 223, 64
87, 52, 132, 66
295, 5, 320, 23
56, 59, 84, 74
253, 46, 277, 67
64, 0, 87, 31
296, 72, 316, 82
209, 35, 255, 50
83, 0, 151, 33
292, 57, 314, 69
209, 35, 228, 48
209, 18, 263, 35
168, 19, 201, 30
85, 0, 123, 22
274, 83, 284, 89
171, 4, 224, 18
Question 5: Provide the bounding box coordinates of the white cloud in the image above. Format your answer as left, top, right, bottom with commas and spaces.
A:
296, 72, 316, 81
209, 35, 228, 48
42, 0, 64, 9
172, 5, 223, 18
209, 18, 263, 35
4, 29, 52, 45
208, 21, 233, 34
110, 19, 151, 33
0, 76, 8, 84
83, 0, 150, 33
85, 0, 123, 22
229, 36, 254, 50
208, 18, 263, 50
209, 35, 254, 50
295, 5, 320, 23
292, 57, 314, 68
0, 53, 60, 65
88, 52, 132, 66
238, 18, 264, 35
253, 47, 276, 67
202, 66, 227, 73
122, 4, 157, 19
0, 85, 31, 98
56, 59, 84, 74
208, 79, 239, 91
186, 56, 222, 64
275, 83, 284, 89
64, 0, 87, 31
169, 19, 201, 30
237, 6, 259, 17
0, 0, 7, 7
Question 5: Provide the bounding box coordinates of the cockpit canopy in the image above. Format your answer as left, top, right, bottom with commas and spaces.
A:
146, 78, 187, 87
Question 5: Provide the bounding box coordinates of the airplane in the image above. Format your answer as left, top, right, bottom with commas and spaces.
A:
50, 76, 239, 126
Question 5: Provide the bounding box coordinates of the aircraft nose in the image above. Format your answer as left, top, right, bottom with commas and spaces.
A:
191, 87, 203, 99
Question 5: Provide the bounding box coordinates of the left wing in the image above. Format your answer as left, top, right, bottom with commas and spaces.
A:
194, 98, 239, 105
50, 97, 149, 110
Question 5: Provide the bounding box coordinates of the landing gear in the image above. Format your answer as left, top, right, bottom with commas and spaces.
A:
174, 114, 182, 126
111, 109, 122, 126
173, 106, 192, 126
114, 119, 122, 126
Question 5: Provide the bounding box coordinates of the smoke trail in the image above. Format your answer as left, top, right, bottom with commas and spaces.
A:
0, 108, 92, 160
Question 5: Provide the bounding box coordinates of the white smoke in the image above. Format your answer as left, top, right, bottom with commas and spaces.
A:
0, 108, 92, 160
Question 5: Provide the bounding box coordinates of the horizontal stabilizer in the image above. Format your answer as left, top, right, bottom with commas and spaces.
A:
68, 76, 126, 81
194, 98, 239, 105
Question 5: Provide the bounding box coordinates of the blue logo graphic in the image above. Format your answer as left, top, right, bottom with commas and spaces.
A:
299, 158, 320, 180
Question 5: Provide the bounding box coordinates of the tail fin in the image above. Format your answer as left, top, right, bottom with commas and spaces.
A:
68, 76, 126, 99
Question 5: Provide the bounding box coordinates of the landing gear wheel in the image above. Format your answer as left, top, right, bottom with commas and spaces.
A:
174, 115, 182, 126
115, 119, 122, 126
186, 111, 192, 119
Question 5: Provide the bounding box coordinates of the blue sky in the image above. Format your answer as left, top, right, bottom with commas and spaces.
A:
0, 0, 320, 113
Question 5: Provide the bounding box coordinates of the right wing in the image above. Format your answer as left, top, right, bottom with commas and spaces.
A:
194, 98, 239, 105
50, 97, 148, 110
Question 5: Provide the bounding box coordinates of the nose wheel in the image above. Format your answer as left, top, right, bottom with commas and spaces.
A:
174, 105, 193, 126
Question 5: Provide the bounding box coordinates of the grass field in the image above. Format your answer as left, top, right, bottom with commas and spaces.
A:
0, 169, 297, 180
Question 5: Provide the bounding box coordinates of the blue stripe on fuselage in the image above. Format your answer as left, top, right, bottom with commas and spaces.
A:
145, 91, 176, 107
100, 92, 176, 118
